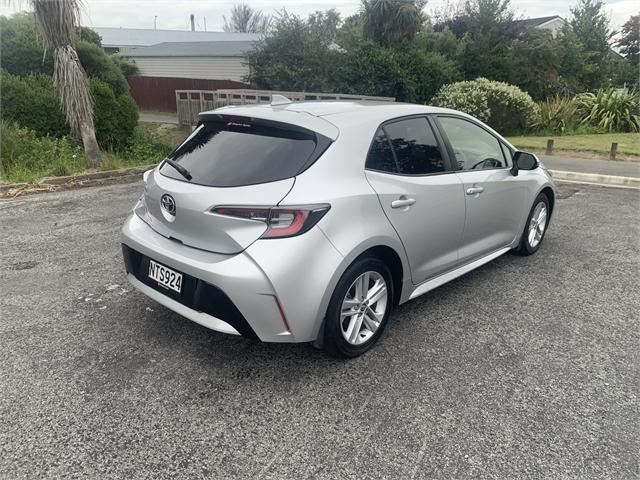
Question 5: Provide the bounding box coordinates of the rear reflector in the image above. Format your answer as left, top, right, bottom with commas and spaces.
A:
212, 204, 330, 239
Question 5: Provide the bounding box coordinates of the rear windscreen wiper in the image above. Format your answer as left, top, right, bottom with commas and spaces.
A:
163, 158, 192, 181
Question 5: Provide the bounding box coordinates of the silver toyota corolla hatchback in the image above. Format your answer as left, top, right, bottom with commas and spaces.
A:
122, 100, 555, 356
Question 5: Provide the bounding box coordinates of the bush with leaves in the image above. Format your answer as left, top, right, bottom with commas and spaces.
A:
336, 42, 460, 103
0, 14, 133, 87
574, 88, 640, 132
432, 77, 538, 134
76, 40, 129, 95
90, 78, 139, 150
0, 70, 69, 137
1, 71, 138, 151
0, 14, 54, 76
530, 97, 578, 134
246, 10, 343, 91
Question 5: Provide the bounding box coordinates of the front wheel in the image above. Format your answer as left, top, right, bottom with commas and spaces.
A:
323, 257, 393, 357
515, 193, 550, 256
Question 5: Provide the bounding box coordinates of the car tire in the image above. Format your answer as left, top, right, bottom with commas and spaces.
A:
515, 192, 550, 256
323, 257, 394, 357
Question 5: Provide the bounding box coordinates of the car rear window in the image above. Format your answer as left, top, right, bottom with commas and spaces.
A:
160, 118, 329, 187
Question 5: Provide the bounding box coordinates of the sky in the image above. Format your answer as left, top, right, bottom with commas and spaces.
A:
0, 0, 636, 32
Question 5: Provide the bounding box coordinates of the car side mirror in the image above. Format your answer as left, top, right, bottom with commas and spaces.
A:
511, 151, 539, 176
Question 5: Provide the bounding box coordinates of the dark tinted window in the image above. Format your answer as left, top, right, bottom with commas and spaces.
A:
160, 120, 320, 187
384, 118, 446, 174
366, 128, 397, 173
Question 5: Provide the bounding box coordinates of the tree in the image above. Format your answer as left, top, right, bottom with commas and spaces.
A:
458, 0, 519, 81
76, 25, 101, 46
560, 0, 614, 91
246, 10, 343, 91
24, 1, 101, 168
223, 3, 271, 33
570, 0, 613, 56
617, 15, 639, 64
361, 0, 426, 46
336, 42, 460, 103
509, 29, 563, 100
0, 13, 53, 76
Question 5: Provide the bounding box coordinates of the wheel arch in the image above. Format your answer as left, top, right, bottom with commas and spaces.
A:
312, 238, 410, 347
540, 186, 555, 220
352, 245, 404, 307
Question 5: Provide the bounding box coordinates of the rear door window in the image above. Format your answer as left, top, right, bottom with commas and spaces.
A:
383, 117, 447, 175
366, 128, 398, 173
160, 119, 328, 187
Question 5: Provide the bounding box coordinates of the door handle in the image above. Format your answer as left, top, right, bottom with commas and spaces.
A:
391, 196, 416, 208
466, 186, 484, 195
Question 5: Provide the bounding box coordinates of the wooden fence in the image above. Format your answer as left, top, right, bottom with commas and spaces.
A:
175, 89, 396, 127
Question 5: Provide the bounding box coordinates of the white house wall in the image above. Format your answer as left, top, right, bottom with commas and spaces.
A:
537, 18, 566, 37
132, 57, 249, 82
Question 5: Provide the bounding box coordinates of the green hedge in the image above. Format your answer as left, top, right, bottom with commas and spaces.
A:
1, 70, 139, 151
0, 70, 69, 137
432, 77, 538, 134
90, 78, 139, 150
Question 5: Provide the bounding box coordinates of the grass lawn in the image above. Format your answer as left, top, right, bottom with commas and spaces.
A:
507, 132, 640, 159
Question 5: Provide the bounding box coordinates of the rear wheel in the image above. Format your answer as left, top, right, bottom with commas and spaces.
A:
515, 193, 550, 256
323, 257, 393, 357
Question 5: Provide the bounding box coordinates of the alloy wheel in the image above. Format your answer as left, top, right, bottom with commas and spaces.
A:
528, 202, 548, 248
340, 271, 388, 345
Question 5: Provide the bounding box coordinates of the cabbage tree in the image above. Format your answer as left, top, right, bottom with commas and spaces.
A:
15, 0, 101, 167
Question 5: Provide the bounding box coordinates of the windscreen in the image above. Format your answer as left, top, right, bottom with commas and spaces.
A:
160, 119, 320, 187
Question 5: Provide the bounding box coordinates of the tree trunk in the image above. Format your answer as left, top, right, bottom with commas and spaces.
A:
80, 121, 101, 169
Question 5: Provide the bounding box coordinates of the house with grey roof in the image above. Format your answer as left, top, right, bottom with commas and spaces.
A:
92, 27, 260, 54
514, 15, 567, 37
122, 40, 255, 82
85, 27, 259, 112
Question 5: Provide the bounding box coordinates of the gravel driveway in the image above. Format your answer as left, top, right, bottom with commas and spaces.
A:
1, 181, 638, 479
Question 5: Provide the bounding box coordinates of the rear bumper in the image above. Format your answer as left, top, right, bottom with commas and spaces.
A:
122, 244, 257, 338
121, 213, 344, 343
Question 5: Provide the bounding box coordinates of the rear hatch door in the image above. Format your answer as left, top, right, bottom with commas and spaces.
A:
138, 115, 332, 254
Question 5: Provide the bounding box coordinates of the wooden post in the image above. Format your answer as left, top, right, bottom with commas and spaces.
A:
545, 139, 554, 155
610, 142, 618, 161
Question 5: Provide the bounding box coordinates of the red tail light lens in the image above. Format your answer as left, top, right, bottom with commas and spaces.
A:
212, 204, 330, 239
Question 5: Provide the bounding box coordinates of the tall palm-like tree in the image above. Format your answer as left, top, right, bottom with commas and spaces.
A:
28, 0, 101, 167
362, 0, 425, 46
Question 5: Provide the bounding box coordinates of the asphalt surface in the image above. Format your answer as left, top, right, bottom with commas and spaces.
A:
540, 155, 640, 178
1, 181, 638, 479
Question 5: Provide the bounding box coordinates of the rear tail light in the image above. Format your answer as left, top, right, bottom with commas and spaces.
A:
212, 204, 330, 239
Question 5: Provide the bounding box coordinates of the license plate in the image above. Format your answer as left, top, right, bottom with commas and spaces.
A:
148, 260, 183, 294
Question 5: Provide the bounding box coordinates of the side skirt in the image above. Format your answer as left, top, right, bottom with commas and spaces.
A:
408, 247, 511, 301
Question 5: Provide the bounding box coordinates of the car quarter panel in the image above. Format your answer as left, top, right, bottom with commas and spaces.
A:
279, 115, 413, 317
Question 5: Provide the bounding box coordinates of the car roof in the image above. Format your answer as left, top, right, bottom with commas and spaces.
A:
210, 100, 452, 120
203, 101, 506, 143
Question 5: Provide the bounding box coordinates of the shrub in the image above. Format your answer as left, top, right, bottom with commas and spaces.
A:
0, 121, 84, 182
1, 71, 139, 151
574, 88, 640, 133
530, 97, 578, 134
76, 40, 129, 95
335, 42, 460, 103
90, 78, 139, 151
112, 56, 139, 77
0, 14, 53, 76
0, 70, 70, 137
431, 77, 538, 134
